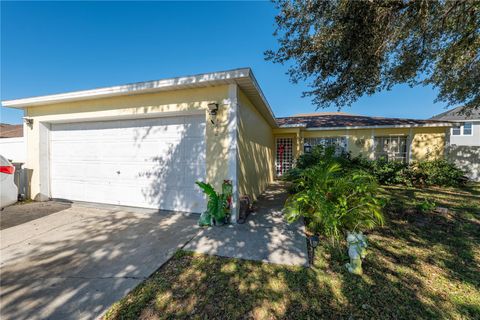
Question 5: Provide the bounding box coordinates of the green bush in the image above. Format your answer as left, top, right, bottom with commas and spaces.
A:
369, 158, 409, 185
414, 159, 467, 187
285, 161, 384, 243
295, 145, 339, 170
286, 146, 467, 188
285, 145, 353, 182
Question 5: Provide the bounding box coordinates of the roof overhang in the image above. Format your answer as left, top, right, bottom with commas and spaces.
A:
301, 122, 454, 131
1, 68, 278, 127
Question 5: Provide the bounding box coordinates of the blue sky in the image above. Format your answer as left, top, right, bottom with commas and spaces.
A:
1, 1, 450, 124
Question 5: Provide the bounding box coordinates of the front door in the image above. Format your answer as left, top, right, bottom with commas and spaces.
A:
276, 137, 293, 176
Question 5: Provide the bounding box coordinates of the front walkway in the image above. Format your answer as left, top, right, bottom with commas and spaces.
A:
184, 181, 309, 266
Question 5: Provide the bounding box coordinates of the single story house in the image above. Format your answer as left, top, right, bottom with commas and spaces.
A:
2, 68, 453, 221
431, 106, 480, 181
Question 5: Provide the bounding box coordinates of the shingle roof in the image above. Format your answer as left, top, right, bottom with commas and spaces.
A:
276, 113, 451, 129
430, 106, 480, 121
0, 123, 23, 138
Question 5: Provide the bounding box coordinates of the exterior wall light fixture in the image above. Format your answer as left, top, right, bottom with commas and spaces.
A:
23, 117, 33, 128
207, 103, 219, 116
207, 102, 219, 135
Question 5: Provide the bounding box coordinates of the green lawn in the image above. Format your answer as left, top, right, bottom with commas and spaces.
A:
105, 184, 480, 320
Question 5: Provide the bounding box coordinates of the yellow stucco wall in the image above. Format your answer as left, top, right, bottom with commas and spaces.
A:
24, 86, 231, 200
23, 81, 448, 203
274, 126, 446, 163
410, 127, 446, 160
237, 90, 275, 199
345, 129, 374, 158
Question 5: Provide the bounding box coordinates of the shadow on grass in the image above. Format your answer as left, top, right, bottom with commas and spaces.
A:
105, 185, 479, 320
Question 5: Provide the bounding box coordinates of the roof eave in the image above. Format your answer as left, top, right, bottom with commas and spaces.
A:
301, 122, 454, 131
1, 67, 279, 127
1, 68, 249, 109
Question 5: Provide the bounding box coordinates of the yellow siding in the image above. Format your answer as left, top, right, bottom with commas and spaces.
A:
24, 83, 447, 203
237, 89, 275, 199
25, 86, 230, 199
302, 129, 347, 137
345, 129, 374, 158
274, 127, 446, 162
373, 128, 410, 136
410, 127, 446, 161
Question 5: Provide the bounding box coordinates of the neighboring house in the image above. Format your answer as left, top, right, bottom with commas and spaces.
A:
0, 123, 26, 163
0, 123, 23, 138
431, 106, 480, 146
431, 106, 480, 181
1, 68, 452, 221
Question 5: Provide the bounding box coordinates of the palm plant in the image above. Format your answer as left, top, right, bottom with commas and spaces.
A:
285, 161, 384, 244
195, 181, 230, 226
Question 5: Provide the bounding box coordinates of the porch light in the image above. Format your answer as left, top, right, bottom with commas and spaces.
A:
23, 117, 33, 127
207, 103, 219, 116
304, 142, 312, 153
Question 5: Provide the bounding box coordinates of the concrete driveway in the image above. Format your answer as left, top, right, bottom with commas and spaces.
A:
0, 201, 199, 320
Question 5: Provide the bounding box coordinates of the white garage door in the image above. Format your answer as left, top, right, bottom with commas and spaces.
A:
50, 115, 206, 213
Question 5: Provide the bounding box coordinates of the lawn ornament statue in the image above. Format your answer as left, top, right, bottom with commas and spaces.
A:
345, 231, 368, 275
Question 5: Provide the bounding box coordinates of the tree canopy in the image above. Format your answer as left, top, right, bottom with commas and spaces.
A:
266, 0, 479, 112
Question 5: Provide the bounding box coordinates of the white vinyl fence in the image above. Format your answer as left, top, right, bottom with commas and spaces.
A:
0, 137, 26, 163
446, 145, 480, 182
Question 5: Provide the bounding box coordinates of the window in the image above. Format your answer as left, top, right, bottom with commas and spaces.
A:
452, 122, 473, 136
374, 136, 408, 162
463, 122, 473, 135
304, 137, 347, 154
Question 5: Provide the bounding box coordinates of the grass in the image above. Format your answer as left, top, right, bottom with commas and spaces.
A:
105, 184, 480, 320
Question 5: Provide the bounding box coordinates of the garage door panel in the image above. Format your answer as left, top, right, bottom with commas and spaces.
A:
51, 118, 204, 142
52, 162, 199, 187
50, 115, 206, 212
183, 137, 206, 163
51, 140, 184, 163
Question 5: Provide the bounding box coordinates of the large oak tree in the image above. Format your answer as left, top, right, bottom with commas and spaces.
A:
266, 0, 479, 112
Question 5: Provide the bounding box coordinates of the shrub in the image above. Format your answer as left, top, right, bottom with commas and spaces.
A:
414, 159, 467, 187
295, 145, 339, 170
369, 158, 409, 185
284, 161, 384, 243
285, 145, 353, 183
285, 145, 467, 188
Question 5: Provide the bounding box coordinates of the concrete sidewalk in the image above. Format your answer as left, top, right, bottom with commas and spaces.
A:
184, 181, 309, 267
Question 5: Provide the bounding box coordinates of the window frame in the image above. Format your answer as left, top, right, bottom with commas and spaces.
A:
451, 126, 461, 136
462, 122, 473, 136
373, 135, 408, 163
303, 136, 348, 155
